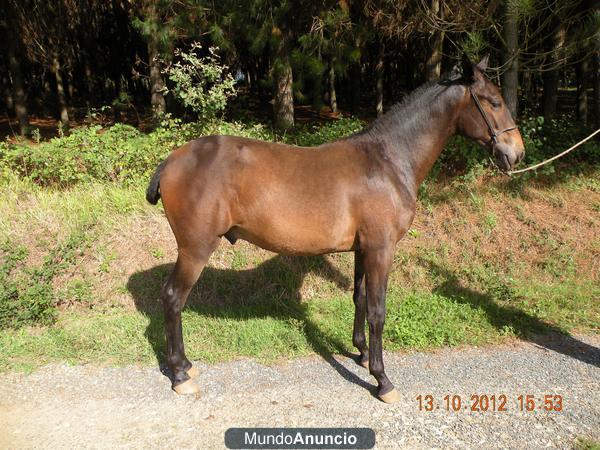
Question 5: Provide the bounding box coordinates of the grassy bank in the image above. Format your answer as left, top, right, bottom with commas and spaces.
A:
1, 163, 598, 372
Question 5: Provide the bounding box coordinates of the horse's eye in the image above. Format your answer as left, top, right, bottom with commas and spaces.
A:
491, 100, 501, 109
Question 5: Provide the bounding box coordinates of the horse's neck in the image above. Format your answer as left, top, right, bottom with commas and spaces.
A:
370, 84, 465, 197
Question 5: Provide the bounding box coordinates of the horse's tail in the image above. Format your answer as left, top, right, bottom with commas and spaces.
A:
146, 159, 168, 205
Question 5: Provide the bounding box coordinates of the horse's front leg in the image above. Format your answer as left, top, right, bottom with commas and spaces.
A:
352, 251, 369, 368
364, 246, 400, 403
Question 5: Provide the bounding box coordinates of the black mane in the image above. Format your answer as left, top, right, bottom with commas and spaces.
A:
351, 72, 465, 146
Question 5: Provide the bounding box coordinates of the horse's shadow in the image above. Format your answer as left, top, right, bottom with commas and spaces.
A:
127, 254, 376, 394
422, 259, 600, 368
127, 254, 599, 396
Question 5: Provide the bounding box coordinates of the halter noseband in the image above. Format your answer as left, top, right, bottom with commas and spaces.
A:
468, 86, 517, 145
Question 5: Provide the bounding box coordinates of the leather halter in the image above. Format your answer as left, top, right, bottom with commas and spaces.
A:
468, 87, 517, 145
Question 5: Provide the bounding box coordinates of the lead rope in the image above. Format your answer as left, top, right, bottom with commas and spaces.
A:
506, 128, 600, 175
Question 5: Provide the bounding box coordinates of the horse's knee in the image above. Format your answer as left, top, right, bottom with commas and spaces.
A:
353, 295, 365, 311
367, 306, 385, 331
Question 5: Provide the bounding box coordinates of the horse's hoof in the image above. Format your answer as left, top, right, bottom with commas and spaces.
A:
173, 379, 200, 395
359, 358, 369, 369
186, 365, 200, 379
379, 388, 400, 404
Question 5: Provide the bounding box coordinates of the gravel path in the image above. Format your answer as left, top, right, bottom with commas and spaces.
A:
1, 334, 598, 449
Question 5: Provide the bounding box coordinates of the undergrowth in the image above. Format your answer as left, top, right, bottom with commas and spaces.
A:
0, 117, 363, 187
0, 232, 90, 329
0, 115, 598, 370
2, 113, 597, 188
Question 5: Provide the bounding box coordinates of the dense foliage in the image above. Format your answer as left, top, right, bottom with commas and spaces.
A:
2, 0, 598, 134
1, 114, 597, 191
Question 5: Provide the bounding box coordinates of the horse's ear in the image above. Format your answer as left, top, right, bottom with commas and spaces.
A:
461, 52, 475, 83
450, 64, 461, 78
476, 54, 489, 71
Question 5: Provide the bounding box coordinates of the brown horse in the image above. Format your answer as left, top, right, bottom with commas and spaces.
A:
146, 55, 524, 403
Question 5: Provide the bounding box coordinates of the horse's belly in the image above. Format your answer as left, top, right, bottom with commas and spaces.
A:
232, 207, 356, 255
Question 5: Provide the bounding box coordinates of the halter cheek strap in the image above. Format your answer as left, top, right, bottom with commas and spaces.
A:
468, 87, 517, 144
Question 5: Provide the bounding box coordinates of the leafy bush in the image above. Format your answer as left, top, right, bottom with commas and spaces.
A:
4, 125, 150, 185
0, 120, 202, 187
287, 117, 364, 146
163, 44, 237, 122
518, 115, 600, 170
1, 112, 595, 189
0, 117, 364, 187
436, 113, 599, 179
0, 233, 88, 329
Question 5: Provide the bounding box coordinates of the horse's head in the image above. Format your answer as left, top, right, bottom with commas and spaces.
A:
455, 54, 525, 171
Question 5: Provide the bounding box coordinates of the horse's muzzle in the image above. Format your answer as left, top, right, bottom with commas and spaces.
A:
493, 142, 524, 171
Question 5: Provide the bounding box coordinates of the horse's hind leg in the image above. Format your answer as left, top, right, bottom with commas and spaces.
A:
161, 240, 218, 395
352, 251, 369, 368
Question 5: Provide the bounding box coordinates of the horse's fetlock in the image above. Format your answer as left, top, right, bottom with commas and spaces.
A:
369, 362, 384, 376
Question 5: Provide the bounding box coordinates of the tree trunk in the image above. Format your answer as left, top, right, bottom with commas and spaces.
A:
376, 41, 385, 117
576, 56, 589, 124
350, 61, 361, 114
273, 36, 294, 130
53, 55, 69, 127
3, 71, 14, 116
148, 39, 166, 118
310, 65, 323, 112
1, 62, 14, 116
43, 76, 53, 113
542, 23, 565, 119
146, 0, 167, 118
594, 50, 600, 129
329, 63, 337, 113
502, 8, 519, 119
67, 71, 75, 100
5, 24, 29, 135
425, 0, 444, 82
542, 70, 559, 119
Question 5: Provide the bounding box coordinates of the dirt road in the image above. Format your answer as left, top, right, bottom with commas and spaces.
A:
1, 334, 598, 449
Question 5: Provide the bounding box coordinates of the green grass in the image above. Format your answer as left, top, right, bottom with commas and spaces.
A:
575, 438, 600, 450
1, 273, 597, 372
0, 176, 153, 239
1, 167, 599, 372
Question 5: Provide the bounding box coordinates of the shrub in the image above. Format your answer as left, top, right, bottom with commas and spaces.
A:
0, 117, 365, 187
436, 114, 600, 179
163, 44, 237, 122
0, 233, 88, 329
0, 121, 196, 187
519, 115, 600, 170
286, 117, 365, 146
